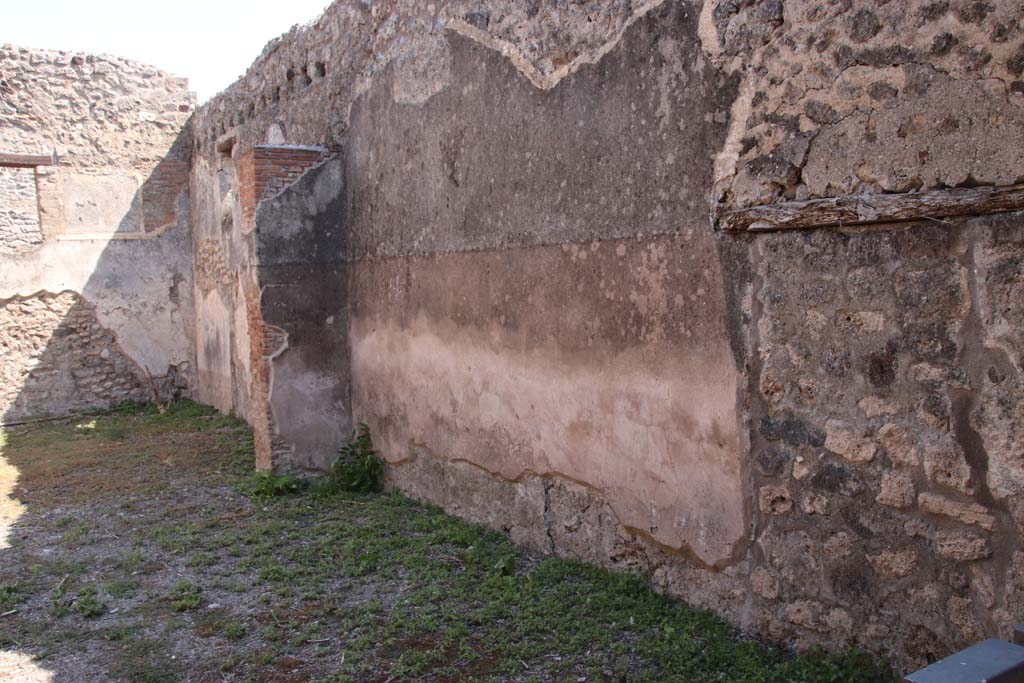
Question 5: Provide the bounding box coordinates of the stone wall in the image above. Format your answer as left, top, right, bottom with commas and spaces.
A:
726, 217, 1024, 662
188, 0, 1024, 671
0, 292, 151, 419
0, 167, 42, 253
705, 0, 1024, 208
0, 45, 195, 422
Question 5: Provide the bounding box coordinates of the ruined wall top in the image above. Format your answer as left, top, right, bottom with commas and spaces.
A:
0, 44, 195, 171
195, 0, 1024, 219
193, 0, 668, 154
0, 44, 195, 249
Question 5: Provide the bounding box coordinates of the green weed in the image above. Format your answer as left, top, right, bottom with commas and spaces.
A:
223, 621, 246, 640
323, 423, 384, 493
75, 587, 108, 618
0, 581, 19, 608
104, 579, 138, 599
1, 400, 899, 682
249, 471, 308, 497
169, 580, 202, 612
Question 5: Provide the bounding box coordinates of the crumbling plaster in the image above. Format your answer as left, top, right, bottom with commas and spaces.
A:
0, 218, 195, 379
702, 0, 1024, 208
194, 1, 1024, 213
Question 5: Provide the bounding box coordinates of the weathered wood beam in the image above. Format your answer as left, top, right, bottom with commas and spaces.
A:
0, 151, 58, 168
715, 184, 1024, 233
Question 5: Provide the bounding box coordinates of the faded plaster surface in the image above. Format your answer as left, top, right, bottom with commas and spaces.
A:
195, 288, 234, 414
255, 159, 350, 470
347, 26, 736, 259
0, 195, 195, 379
350, 238, 745, 566
189, 154, 243, 414
192, 0, 683, 155
344, 5, 746, 566
192, 0, 1024, 212
190, 147, 350, 468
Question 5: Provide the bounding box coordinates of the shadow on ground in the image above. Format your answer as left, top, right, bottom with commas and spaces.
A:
0, 401, 897, 683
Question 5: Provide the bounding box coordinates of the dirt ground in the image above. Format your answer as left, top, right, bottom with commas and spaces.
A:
0, 402, 895, 683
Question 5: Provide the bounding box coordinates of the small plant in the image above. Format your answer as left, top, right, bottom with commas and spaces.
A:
115, 544, 144, 571
223, 621, 246, 640
220, 654, 242, 671
0, 582, 18, 608
491, 555, 516, 577
104, 626, 136, 642
258, 563, 292, 584
50, 579, 86, 617
62, 521, 90, 544
53, 585, 107, 618
103, 425, 129, 441
326, 423, 384, 493
250, 471, 308, 497
104, 579, 138, 599
169, 580, 203, 612
76, 592, 108, 618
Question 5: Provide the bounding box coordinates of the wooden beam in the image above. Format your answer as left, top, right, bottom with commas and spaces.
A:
715, 184, 1024, 233
0, 151, 58, 168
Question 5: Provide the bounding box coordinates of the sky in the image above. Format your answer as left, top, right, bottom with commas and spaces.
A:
5, 0, 333, 102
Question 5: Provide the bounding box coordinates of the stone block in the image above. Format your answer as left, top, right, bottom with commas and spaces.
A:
918, 493, 996, 531
867, 549, 918, 579
759, 485, 793, 514
878, 423, 920, 468
877, 471, 916, 509
825, 420, 878, 463
933, 532, 991, 562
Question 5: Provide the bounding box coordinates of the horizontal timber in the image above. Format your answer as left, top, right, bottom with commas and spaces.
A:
0, 152, 58, 168
715, 184, 1024, 233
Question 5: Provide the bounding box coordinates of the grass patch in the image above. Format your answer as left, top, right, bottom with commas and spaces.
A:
223, 620, 246, 640
169, 580, 203, 612
72, 587, 108, 618
109, 638, 179, 683
239, 488, 897, 683
249, 471, 308, 497
0, 401, 899, 682
0, 581, 20, 608
51, 582, 107, 618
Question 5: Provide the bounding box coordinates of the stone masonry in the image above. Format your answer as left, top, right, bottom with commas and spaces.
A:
0, 167, 42, 253
0, 292, 150, 421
